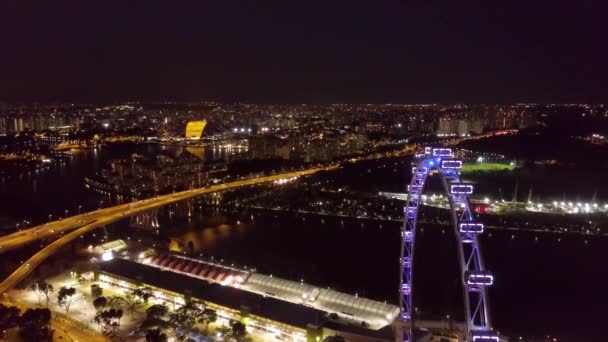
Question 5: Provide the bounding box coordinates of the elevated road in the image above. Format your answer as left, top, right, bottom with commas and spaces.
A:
0, 166, 339, 294
0, 166, 338, 254
0, 144, 423, 255
0, 144, 435, 294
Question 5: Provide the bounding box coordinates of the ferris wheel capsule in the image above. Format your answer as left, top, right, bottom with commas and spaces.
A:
400, 155, 495, 342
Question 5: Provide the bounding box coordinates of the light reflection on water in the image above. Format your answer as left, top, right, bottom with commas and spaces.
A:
161, 210, 607, 342
169, 220, 249, 253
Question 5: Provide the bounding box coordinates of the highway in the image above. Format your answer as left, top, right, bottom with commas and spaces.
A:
0, 143, 430, 294
0, 166, 338, 294
0, 166, 338, 254
1, 142, 427, 255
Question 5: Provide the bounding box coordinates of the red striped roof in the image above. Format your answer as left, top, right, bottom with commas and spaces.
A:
197, 266, 210, 277
166, 258, 180, 269
190, 263, 202, 275
219, 272, 230, 282
143, 254, 246, 285
183, 261, 196, 273
159, 256, 173, 267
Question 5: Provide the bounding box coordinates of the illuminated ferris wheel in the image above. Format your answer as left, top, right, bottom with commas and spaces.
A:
399, 147, 499, 342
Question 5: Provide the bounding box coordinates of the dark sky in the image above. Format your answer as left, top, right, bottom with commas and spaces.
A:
1, 1, 606, 104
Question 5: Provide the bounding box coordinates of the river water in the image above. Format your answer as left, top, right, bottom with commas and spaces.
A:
0, 144, 606, 341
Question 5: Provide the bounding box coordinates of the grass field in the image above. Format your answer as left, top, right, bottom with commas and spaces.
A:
461, 162, 516, 173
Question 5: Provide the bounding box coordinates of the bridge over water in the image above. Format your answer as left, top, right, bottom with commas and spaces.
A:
0, 165, 338, 294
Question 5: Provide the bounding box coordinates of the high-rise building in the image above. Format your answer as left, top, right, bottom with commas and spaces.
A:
437, 118, 458, 136
457, 119, 469, 136
470, 118, 483, 134
249, 136, 292, 160
13, 118, 24, 133
0, 117, 7, 135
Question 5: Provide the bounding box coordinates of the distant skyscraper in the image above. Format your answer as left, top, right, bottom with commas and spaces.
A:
470, 118, 483, 134
457, 119, 469, 136
33, 116, 43, 131
13, 118, 24, 132
0, 117, 7, 135
437, 117, 459, 136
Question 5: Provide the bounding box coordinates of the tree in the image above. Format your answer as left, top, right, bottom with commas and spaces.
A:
30, 280, 53, 307
41, 283, 53, 307
124, 291, 139, 318
125, 287, 153, 317
230, 321, 247, 341
57, 286, 76, 313
19, 308, 51, 342
106, 295, 128, 308
146, 304, 168, 320
93, 296, 108, 312
94, 308, 123, 336
0, 304, 21, 338
91, 284, 103, 298
31, 282, 43, 305
145, 328, 168, 342
141, 304, 170, 330
198, 309, 217, 335
169, 304, 197, 332
130, 287, 153, 304
141, 288, 152, 303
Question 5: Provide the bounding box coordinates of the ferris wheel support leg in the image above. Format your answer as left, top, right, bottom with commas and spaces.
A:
398, 148, 498, 341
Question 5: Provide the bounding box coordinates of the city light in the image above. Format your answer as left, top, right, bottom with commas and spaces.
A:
101, 251, 114, 261
1, 6, 605, 341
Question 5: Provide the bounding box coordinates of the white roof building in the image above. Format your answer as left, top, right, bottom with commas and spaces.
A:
93, 239, 128, 255
242, 273, 399, 329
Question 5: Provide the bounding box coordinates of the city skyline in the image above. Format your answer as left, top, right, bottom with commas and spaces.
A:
1, 101, 606, 341
1, 2, 607, 341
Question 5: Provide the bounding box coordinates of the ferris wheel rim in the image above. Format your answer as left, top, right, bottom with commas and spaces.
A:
399, 149, 497, 342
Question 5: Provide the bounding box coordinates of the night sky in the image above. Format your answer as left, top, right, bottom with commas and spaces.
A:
1, 1, 606, 103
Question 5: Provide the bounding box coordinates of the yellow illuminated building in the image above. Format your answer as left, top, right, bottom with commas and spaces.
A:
185, 120, 207, 140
